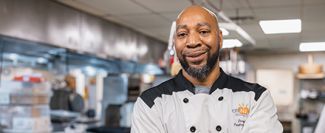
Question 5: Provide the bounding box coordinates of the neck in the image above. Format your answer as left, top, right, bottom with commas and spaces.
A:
182, 61, 221, 87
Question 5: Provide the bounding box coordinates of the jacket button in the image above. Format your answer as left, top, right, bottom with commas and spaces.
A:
218, 96, 223, 101
183, 98, 189, 103
190, 126, 196, 132
216, 125, 222, 131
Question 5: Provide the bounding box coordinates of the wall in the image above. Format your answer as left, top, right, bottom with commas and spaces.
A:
0, 0, 167, 63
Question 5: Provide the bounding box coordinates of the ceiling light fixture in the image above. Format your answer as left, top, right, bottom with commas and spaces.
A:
299, 42, 325, 52
222, 39, 243, 49
259, 19, 301, 34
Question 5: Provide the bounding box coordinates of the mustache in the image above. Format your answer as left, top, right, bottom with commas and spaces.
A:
181, 47, 210, 57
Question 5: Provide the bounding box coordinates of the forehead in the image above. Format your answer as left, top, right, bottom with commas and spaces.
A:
176, 7, 217, 28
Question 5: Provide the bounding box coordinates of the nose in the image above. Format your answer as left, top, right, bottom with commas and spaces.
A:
186, 32, 201, 48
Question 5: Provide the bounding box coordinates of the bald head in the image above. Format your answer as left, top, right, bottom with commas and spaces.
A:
176, 5, 219, 29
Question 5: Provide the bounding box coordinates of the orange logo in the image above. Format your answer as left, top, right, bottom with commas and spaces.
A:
238, 104, 250, 115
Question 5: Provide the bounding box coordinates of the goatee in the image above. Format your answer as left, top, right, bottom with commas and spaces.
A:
179, 49, 219, 81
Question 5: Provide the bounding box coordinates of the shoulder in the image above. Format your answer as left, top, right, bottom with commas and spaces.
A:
225, 75, 267, 101
139, 78, 176, 108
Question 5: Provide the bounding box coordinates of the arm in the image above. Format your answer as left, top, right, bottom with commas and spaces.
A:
241, 90, 283, 133
131, 97, 165, 133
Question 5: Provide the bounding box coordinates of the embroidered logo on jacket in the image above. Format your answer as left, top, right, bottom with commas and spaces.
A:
238, 104, 250, 115
232, 104, 250, 116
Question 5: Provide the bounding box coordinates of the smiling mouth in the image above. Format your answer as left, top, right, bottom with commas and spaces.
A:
185, 51, 207, 64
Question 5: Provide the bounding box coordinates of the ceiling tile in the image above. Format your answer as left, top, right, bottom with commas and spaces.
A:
302, 29, 325, 42
304, 0, 325, 5
57, 0, 103, 16
160, 12, 179, 21
267, 34, 300, 45
301, 35, 325, 43
303, 5, 325, 22
301, 4, 325, 42
209, 0, 250, 10
223, 8, 254, 17
132, 0, 191, 13
254, 6, 301, 20
117, 13, 172, 28
76, 0, 150, 15
248, 0, 300, 8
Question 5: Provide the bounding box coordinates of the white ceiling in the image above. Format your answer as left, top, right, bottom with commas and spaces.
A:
57, 0, 325, 53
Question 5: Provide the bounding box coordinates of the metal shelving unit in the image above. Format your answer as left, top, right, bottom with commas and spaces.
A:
296, 74, 325, 133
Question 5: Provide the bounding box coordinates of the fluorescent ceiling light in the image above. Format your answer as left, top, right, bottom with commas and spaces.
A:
222, 39, 243, 49
259, 19, 301, 34
220, 28, 229, 36
299, 42, 325, 52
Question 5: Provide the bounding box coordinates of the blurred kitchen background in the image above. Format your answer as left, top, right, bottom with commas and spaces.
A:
0, 0, 324, 133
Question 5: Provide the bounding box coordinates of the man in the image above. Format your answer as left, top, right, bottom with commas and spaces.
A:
131, 5, 283, 133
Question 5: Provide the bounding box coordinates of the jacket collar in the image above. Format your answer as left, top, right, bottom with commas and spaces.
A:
174, 68, 228, 94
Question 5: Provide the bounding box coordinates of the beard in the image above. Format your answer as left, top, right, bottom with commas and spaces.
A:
178, 47, 219, 81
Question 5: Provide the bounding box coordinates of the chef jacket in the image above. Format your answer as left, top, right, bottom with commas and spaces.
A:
131, 69, 283, 133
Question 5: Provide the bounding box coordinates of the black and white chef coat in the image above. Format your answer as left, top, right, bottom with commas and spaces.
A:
131, 69, 283, 133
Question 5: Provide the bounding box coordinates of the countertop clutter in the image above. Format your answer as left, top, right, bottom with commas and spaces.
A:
0, 78, 52, 133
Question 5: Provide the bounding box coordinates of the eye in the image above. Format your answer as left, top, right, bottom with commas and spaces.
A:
177, 32, 188, 39
199, 30, 210, 36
